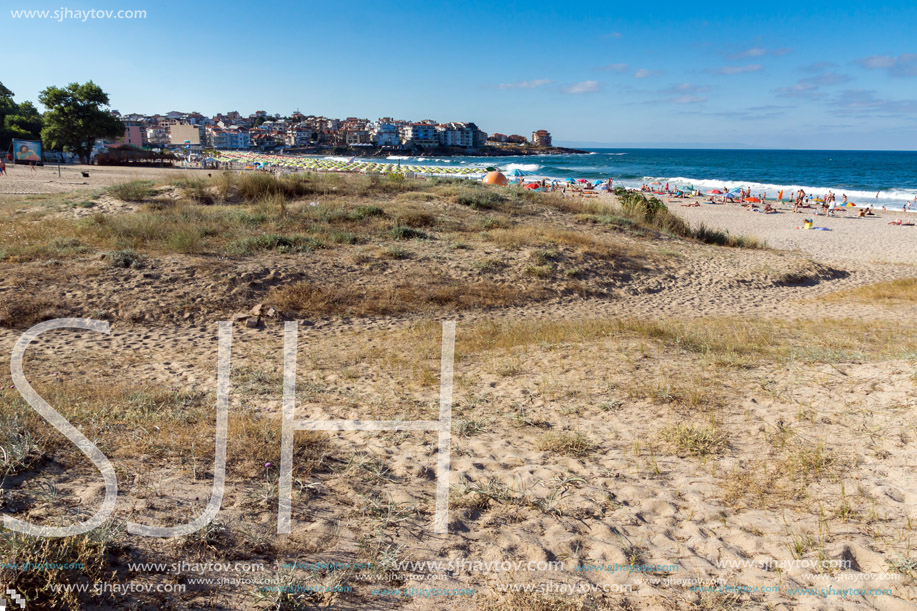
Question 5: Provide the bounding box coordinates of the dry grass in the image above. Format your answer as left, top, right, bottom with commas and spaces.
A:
450, 316, 917, 365
480, 591, 605, 610
822, 277, 917, 303
269, 278, 549, 318
0, 294, 71, 328
659, 422, 728, 457
536, 431, 596, 456
722, 442, 842, 509
0, 530, 118, 609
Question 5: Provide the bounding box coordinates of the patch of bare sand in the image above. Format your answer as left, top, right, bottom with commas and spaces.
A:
664, 195, 917, 266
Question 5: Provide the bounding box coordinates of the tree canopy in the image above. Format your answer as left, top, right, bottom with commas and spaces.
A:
39, 81, 124, 164
0, 82, 43, 152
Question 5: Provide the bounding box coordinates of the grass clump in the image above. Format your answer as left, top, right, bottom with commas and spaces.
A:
455, 189, 504, 210
536, 431, 596, 457
659, 422, 728, 457
380, 246, 409, 259
389, 226, 428, 240
0, 414, 40, 478
616, 191, 762, 248
354, 205, 385, 219
229, 233, 323, 255
823, 278, 917, 303
105, 249, 145, 269
0, 530, 118, 609
175, 177, 213, 204
238, 172, 314, 202
107, 180, 153, 202
0, 295, 68, 329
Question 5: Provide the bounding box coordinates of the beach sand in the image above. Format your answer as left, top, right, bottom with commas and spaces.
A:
1, 167, 916, 609
667, 196, 917, 265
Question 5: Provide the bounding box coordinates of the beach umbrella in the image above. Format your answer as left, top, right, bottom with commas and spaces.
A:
593, 179, 605, 185
708, 189, 723, 194
576, 178, 588, 183
745, 197, 761, 203
509, 169, 527, 177
524, 182, 540, 189
566, 178, 575, 183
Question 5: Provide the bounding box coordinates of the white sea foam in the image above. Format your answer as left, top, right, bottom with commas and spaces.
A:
659, 176, 917, 204
386, 155, 411, 160
502, 163, 542, 172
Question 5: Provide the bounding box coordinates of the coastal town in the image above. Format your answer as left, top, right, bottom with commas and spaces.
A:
106, 109, 563, 156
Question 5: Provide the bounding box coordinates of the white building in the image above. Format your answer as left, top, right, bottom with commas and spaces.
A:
146, 126, 170, 146
285, 128, 314, 147
400, 123, 438, 147
437, 122, 475, 148
371, 122, 401, 146
206, 127, 250, 149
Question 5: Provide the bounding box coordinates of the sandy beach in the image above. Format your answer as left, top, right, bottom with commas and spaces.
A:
1, 166, 916, 610
667, 197, 917, 266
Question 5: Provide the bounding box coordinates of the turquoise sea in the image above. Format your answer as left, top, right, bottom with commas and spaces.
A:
379, 149, 917, 210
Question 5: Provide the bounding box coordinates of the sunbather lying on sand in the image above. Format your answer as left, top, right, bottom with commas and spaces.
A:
888, 219, 915, 226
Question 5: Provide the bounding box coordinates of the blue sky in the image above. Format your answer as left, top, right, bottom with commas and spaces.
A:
4, 0, 916, 149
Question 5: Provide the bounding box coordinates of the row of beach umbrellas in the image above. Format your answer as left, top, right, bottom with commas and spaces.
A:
215, 151, 486, 177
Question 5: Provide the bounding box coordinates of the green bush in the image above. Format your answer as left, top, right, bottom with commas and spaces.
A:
389, 226, 428, 240
354, 205, 384, 219
105, 249, 145, 269
107, 180, 153, 202
455, 189, 504, 210
238, 173, 314, 202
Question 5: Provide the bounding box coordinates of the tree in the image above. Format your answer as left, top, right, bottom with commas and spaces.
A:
0, 81, 43, 152
39, 81, 124, 164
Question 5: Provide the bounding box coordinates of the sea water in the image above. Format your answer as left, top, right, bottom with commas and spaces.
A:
382, 149, 917, 210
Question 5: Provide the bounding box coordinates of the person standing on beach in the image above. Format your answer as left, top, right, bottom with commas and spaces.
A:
0, 159, 5, 176
794, 189, 805, 213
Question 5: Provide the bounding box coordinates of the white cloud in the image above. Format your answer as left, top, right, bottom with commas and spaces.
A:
714, 64, 764, 75
831, 88, 917, 115
674, 95, 707, 104
564, 80, 600, 94
856, 54, 917, 77
729, 47, 791, 59
661, 83, 711, 95
634, 68, 653, 79
497, 79, 553, 90
800, 72, 851, 86
775, 82, 823, 99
